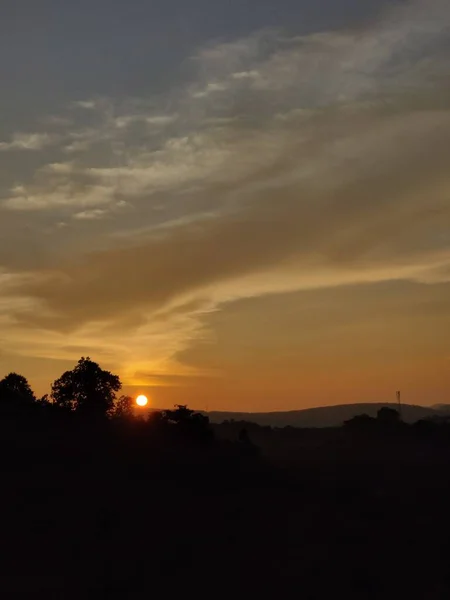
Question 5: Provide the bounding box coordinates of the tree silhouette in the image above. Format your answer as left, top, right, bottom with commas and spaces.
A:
161, 404, 213, 441
0, 372, 36, 405
51, 357, 121, 418
111, 395, 134, 419
377, 407, 400, 424
163, 404, 195, 425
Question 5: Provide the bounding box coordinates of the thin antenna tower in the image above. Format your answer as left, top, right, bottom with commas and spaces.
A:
396, 390, 401, 419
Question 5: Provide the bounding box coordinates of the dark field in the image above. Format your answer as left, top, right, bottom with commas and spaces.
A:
2, 409, 450, 599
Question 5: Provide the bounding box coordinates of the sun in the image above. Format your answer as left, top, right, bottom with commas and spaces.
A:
136, 395, 149, 407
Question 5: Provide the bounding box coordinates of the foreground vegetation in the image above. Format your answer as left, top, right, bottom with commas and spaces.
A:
1, 358, 450, 598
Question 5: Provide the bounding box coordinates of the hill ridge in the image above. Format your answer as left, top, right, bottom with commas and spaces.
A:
202, 402, 445, 428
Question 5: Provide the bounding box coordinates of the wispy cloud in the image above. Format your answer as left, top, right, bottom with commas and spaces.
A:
71, 99, 98, 110
73, 208, 108, 220
114, 113, 178, 129
191, 82, 229, 98
3, 183, 114, 211
0, 133, 55, 151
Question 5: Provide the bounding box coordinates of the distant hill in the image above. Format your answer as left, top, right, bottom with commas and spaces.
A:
204, 403, 442, 428
431, 404, 450, 413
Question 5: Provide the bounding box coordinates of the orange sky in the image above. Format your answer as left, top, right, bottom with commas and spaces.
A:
0, 0, 449, 411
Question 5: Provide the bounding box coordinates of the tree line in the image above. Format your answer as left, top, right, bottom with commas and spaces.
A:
1, 357, 123, 416
0, 357, 213, 440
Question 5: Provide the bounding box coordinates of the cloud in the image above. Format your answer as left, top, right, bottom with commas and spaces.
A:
0, 133, 55, 151
73, 209, 108, 220
231, 70, 260, 80
3, 183, 114, 211
8, 97, 450, 333
71, 100, 98, 110
43, 162, 75, 174
6, 0, 448, 212
191, 82, 229, 98
114, 114, 178, 129
63, 127, 109, 153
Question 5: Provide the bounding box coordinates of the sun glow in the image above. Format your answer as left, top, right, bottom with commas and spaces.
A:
136, 395, 149, 407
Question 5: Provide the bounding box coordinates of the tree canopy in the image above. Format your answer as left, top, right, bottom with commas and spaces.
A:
0, 372, 36, 405
51, 357, 121, 418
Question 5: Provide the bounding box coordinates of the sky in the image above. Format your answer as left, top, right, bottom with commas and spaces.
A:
0, 0, 449, 411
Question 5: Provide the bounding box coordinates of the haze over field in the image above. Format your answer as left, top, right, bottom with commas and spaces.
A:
0, 0, 449, 410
